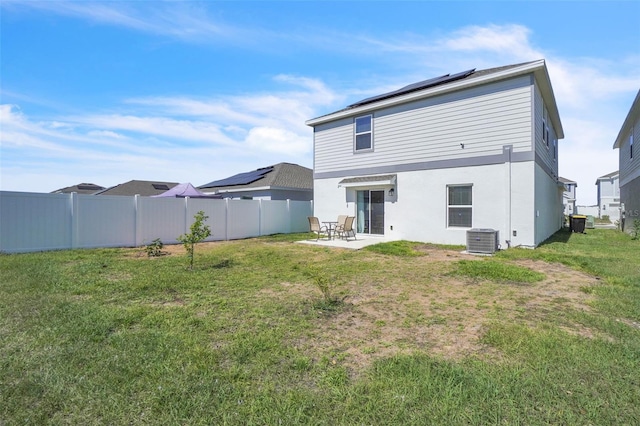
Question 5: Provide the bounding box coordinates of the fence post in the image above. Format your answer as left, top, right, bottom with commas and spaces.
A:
184, 196, 190, 235
134, 195, 142, 246
225, 198, 229, 241
259, 199, 263, 236
70, 192, 79, 249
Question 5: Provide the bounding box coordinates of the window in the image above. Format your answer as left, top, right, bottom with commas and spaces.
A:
631, 133, 634, 159
448, 185, 472, 227
553, 138, 557, 160
354, 115, 373, 151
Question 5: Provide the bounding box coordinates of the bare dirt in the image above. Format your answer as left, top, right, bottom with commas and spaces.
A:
134, 241, 602, 371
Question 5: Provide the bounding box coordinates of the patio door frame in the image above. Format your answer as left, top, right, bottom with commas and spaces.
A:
356, 189, 385, 235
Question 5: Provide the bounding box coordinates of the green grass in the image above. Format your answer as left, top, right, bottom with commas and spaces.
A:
1, 230, 639, 425
451, 259, 546, 283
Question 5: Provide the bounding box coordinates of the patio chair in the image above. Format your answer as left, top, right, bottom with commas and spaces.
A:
337, 215, 348, 230
308, 216, 329, 241
335, 216, 356, 241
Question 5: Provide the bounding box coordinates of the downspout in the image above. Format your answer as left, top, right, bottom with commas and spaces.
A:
504, 145, 513, 249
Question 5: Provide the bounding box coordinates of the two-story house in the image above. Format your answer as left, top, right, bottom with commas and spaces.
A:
613, 89, 640, 232
595, 171, 620, 222
559, 177, 577, 217
306, 59, 564, 248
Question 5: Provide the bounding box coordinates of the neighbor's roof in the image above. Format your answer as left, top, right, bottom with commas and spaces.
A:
198, 163, 313, 192
558, 177, 577, 185
306, 59, 564, 139
595, 171, 619, 184
613, 89, 640, 149
95, 180, 180, 196
51, 183, 106, 194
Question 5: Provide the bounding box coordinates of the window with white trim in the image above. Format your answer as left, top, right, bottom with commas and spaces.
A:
354, 115, 373, 152
447, 185, 472, 228
631, 133, 634, 159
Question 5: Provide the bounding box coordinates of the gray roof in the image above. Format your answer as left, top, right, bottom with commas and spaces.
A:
558, 177, 577, 185
198, 163, 312, 192
308, 61, 538, 122
51, 183, 106, 194
339, 174, 397, 185
95, 180, 180, 196
596, 170, 619, 180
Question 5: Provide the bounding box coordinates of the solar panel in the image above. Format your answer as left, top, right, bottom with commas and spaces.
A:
200, 166, 274, 188
152, 184, 170, 190
347, 69, 476, 108
77, 184, 102, 190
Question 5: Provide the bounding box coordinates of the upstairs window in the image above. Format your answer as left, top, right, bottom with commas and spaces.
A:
631, 133, 634, 159
447, 185, 472, 228
354, 115, 373, 152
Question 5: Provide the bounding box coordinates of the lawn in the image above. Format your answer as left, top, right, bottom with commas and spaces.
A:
1, 229, 639, 425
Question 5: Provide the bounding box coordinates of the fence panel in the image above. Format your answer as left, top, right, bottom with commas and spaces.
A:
0, 191, 72, 253
227, 199, 261, 240
76, 195, 136, 248
187, 198, 228, 242
0, 191, 312, 253
138, 197, 188, 245
261, 200, 290, 236
290, 200, 313, 232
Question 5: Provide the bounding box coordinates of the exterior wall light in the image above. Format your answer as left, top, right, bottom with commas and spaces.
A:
389, 188, 395, 197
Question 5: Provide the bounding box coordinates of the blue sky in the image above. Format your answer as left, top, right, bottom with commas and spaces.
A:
1, 1, 638, 204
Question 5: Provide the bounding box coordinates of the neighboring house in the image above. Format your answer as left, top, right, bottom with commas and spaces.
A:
51, 183, 105, 195
95, 180, 179, 196
559, 177, 577, 216
306, 59, 564, 248
613, 89, 640, 232
198, 163, 313, 201
595, 171, 620, 222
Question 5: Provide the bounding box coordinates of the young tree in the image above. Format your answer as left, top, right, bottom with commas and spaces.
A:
177, 211, 211, 269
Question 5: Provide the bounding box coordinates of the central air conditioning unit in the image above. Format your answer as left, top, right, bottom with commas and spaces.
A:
466, 228, 500, 254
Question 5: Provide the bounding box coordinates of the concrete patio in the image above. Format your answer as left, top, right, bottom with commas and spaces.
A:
297, 234, 396, 250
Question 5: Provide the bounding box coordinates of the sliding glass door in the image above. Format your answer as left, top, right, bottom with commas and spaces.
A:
356, 190, 385, 235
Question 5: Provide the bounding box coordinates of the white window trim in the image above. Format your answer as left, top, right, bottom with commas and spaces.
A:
447, 184, 473, 228
354, 115, 373, 153
631, 132, 634, 159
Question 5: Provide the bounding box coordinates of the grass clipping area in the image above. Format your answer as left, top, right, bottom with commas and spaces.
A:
1, 229, 639, 424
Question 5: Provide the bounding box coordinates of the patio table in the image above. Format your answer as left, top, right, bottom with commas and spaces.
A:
322, 221, 339, 240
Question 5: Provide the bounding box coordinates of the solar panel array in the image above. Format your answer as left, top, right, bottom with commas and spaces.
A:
348, 68, 476, 108
200, 166, 274, 188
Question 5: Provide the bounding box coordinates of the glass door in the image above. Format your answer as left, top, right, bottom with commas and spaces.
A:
356, 190, 385, 235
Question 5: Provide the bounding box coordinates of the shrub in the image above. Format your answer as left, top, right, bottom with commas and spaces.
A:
145, 238, 164, 257
177, 211, 212, 269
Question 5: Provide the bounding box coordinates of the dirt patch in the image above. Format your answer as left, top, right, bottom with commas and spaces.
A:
293, 246, 600, 372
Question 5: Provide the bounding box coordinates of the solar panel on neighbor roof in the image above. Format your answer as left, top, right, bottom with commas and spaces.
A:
347, 69, 476, 108
203, 166, 274, 187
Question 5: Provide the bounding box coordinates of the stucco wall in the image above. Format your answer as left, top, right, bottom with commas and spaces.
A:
313, 161, 539, 247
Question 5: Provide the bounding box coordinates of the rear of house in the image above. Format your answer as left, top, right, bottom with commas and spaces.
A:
306, 60, 564, 248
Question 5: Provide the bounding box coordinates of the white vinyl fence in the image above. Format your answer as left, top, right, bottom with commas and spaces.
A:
0, 191, 313, 253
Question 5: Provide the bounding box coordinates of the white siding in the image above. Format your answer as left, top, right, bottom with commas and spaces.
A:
619, 116, 640, 186
314, 76, 533, 174
534, 84, 559, 178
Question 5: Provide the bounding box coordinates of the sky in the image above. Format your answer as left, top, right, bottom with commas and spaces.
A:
1, 1, 639, 205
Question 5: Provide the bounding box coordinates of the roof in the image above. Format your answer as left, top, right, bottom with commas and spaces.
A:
558, 177, 577, 186
306, 59, 564, 139
338, 174, 397, 187
613, 89, 640, 149
95, 180, 180, 196
51, 183, 105, 194
596, 171, 619, 180
198, 163, 313, 192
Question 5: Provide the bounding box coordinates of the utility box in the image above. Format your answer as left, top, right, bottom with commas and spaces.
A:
466, 229, 500, 254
